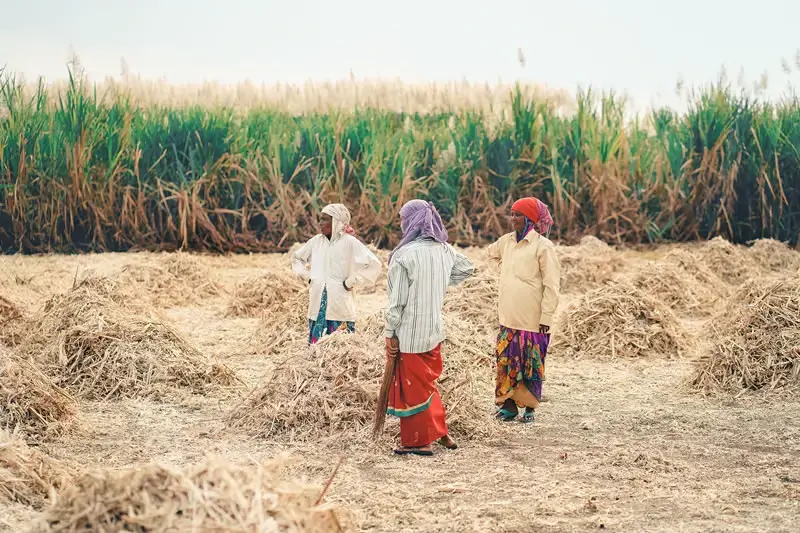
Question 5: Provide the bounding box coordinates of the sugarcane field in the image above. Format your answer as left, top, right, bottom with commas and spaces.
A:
3, 6, 800, 530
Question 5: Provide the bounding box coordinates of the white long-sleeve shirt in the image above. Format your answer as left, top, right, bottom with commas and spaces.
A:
384, 239, 475, 353
292, 234, 382, 322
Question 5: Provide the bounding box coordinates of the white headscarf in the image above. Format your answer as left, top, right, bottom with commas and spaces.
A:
321, 203, 355, 239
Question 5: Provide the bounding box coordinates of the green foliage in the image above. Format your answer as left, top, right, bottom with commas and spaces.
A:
1, 66, 798, 253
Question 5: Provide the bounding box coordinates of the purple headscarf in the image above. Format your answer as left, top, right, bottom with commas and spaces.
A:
388, 199, 449, 264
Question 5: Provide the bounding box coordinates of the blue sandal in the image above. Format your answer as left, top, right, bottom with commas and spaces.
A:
521, 409, 535, 423
495, 407, 518, 421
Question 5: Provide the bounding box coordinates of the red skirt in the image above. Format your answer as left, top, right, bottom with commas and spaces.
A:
386, 344, 448, 447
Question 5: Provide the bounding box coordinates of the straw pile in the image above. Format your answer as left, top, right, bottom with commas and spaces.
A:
691, 276, 800, 394
624, 250, 728, 316
0, 295, 25, 346
16, 277, 236, 400
559, 281, 686, 359
443, 267, 498, 334
32, 456, 343, 533
747, 238, 800, 273
231, 318, 496, 445
693, 237, 748, 284
556, 237, 625, 294
226, 271, 307, 318
228, 332, 383, 442
0, 429, 74, 508
117, 252, 223, 307
0, 347, 76, 440
358, 245, 388, 295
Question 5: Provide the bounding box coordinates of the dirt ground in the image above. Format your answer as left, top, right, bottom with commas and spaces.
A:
1, 247, 798, 532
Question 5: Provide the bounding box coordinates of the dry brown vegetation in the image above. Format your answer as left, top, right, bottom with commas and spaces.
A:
226, 271, 306, 318
691, 276, 800, 394
0, 296, 24, 346
0, 237, 798, 532
0, 347, 76, 441
15, 277, 236, 400
117, 252, 223, 307
0, 430, 74, 508
558, 282, 687, 360
30, 456, 343, 533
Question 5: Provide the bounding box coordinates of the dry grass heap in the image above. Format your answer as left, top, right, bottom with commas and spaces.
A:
32, 456, 343, 533
625, 250, 728, 316
229, 332, 383, 443
691, 276, 800, 394
231, 318, 496, 446
559, 281, 686, 359
556, 236, 625, 294
692, 237, 748, 284
747, 238, 800, 273
16, 277, 236, 400
117, 252, 223, 307
0, 429, 74, 508
443, 267, 498, 334
0, 295, 25, 346
226, 271, 306, 318
0, 347, 76, 440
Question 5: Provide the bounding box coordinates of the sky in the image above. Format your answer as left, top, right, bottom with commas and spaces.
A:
2, 0, 799, 112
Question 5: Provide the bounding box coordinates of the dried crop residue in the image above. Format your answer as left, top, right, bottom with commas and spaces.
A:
691, 276, 800, 394
692, 236, 748, 284
31, 456, 344, 533
0, 296, 25, 347
747, 238, 800, 273
443, 267, 498, 334
624, 250, 727, 317
556, 236, 625, 294
230, 321, 497, 446
228, 332, 383, 443
16, 277, 236, 400
558, 281, 686, 359
226, 271, 306, 318
117, 251, 222, 307
0, 347, 76, 441
0, 430, 74, 508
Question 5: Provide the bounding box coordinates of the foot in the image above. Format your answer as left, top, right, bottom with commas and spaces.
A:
393, 446, 433, 456
521, 408, 535, 423
495, 399, 518, 421
438, 435, 458, 450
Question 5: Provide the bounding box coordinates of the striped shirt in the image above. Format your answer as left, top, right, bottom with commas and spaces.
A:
385, 239, 475, 353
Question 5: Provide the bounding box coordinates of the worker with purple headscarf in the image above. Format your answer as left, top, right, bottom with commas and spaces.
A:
383, 199, 475, 456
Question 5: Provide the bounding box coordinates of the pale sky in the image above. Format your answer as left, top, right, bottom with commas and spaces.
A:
2, 0, 798, 112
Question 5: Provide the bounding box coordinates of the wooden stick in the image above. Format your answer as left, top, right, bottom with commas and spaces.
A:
372, 354, 398, 439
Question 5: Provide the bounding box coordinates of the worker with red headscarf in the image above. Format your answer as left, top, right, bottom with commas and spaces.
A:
486, 196, 561, 423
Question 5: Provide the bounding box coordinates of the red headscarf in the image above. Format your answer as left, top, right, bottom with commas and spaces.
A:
512, 197, 554, 236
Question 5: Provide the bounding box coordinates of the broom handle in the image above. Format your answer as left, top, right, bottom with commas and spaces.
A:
372, 352, 398, 437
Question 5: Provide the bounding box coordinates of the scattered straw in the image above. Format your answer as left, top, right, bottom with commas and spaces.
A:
0, 347, 76, 441
559, 281, 686, 359
0, 429, 74, 508
226, 271, 306, 318
747, 238, 800, 273
17, 277, 236, 400
691, 276, 800, 394
31, 455, 343, 533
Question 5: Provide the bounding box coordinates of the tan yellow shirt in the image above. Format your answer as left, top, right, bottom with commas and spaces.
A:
487, 230, 561, 331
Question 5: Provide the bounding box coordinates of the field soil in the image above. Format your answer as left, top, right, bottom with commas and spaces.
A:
1, 246, 798, 532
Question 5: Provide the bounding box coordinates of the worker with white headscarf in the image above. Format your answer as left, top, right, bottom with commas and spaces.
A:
292, 203, 382, 344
